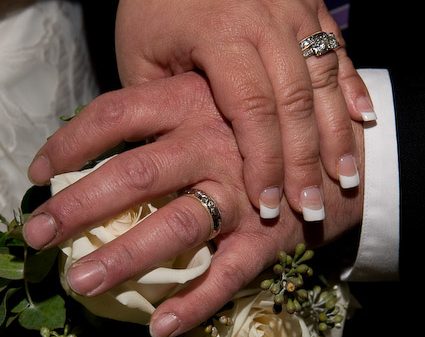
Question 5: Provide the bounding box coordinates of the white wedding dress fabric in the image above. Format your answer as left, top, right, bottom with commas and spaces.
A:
0, 0, 98, 219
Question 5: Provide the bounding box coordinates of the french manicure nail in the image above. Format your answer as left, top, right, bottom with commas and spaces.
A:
150, 313, 180, 337
338, 154, 360, 189
23, 213, 57, 249
300, 187, 325, 222
356, 96, 377, 121
67, 260, 106, 296
28, 155, 53, 185
259, 186, 281, 219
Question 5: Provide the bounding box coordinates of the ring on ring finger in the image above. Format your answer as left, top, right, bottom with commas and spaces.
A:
299, 31, 340, 58
183, 188, 222, 240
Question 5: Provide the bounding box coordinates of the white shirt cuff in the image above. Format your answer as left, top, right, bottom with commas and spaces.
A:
341, 69, 400, 281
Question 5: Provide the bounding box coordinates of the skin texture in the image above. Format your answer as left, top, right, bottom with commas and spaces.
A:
25, 73, 364, 336
115, 0, 371, 218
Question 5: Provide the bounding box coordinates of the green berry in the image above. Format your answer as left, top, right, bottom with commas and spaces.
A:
296, 289, 308, 300
260, 279, 273, 290
274, 293, 285, 304
219, 316, 228, 325
293, 299, 302, 312
271, 283, 282, 294
318, 322, 328, 332
325, 298, 337, 310
40, 327, 50, 337
307, 267, 314, 277
319, 312, 328, 322
286, 255, 293, 265
294, 243, 306, 259
277, 251, 287, 264
296, 264, 309, 273
273, 263, 284, 275
297, 250, 314, 263
333, 315, 344, 323
286, 299, 296, 314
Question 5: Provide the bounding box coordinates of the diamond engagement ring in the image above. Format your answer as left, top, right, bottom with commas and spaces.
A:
183, 188, 222, 240
299, 31, 340, 58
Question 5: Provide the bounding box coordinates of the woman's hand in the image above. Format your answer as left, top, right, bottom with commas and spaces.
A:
115, 0, 373, 221
25, 73, 363, 336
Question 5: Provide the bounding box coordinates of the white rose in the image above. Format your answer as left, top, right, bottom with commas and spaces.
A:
220, 289, 307, 337
185, 283, 350, 337
52, 158, 212, 325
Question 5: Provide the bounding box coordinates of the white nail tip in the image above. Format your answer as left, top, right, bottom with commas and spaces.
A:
302, 207, 325, 222
339, 173, 360, 189
260, 205, 280, 219
361, 112, 377, 121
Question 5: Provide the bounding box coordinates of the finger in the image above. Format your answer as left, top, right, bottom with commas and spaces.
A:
115, 0, 172, 86
257, 26, 325, 221
298, 25, 360, 191
23, 138, 215, 250
149, 235, 272, 337
193, 42, 284, 219
64, 182, 236, 297
318, 4, 376, 122
27, 74, 209, 185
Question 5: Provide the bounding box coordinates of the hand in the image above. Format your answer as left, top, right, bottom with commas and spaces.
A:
115, 0, 373, 221
25, 73, 363, 336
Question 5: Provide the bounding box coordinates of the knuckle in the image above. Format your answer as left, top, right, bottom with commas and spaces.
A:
214, 260, 249, 294
108, 241, 143, 276
234, 92, 276, 124
327, 117, 353, 142
91, 93, 127, 130
50, 131, 82, 160
43, 190, 90, 233
116, 152, 161, 192
277, 80, 313, 120
162, 204, 204, 248
287, 148, 321, 175
309, 57, 339, 91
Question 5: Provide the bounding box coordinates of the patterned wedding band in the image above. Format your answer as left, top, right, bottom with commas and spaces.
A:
183, 188, 222, 240
299, 31, 340, 58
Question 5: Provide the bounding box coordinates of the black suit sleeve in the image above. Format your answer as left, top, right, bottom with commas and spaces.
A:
341, 2, 421, 336
348, 0, 425, 283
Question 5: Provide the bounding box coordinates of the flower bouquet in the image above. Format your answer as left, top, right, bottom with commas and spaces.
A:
0, 158, 351, 337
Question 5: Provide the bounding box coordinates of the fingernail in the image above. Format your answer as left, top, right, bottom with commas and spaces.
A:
356, 96, 377, 121
150, 313, 180, 337
67, 260, 106, 296
23, 213, 57, 249
28, 155, 53, 185
338, 154, 360, 189
300, 187, 325, 222
259, 186, 281, 219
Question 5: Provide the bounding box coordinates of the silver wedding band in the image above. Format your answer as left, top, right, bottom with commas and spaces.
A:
299, 31, 340, 58
183, 188, 222, 240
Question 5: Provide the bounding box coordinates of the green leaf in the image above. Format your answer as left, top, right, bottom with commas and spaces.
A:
0, 214, 7, 225
0, 296, 6, 326
11, 297, 29, 314
0, 287, 19, 327
18, 295, 66, 330
25, 248, 59, 283
0, 254, 24, 280
0, 277, 10, 292
59, 104, 86, 121
6, 313, 18, 327
0, 247, 9, 254
0, 232, 7, 247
